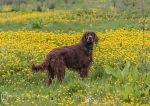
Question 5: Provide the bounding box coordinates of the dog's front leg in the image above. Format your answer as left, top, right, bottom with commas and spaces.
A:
79, 68, 88, 78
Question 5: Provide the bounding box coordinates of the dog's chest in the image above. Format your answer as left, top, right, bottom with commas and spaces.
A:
63, 47, 92, 69
72, 53, 92, 68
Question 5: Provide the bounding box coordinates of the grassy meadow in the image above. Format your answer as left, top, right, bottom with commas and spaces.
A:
0, 0, 150, 106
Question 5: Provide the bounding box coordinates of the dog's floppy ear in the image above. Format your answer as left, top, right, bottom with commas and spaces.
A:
82, 32, 88, 43
94, 33, 99, 44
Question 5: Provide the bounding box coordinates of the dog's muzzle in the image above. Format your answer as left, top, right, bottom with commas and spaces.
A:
87, 36, 93, 42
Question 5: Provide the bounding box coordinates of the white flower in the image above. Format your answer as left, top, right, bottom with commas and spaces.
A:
84, 97, 92, 103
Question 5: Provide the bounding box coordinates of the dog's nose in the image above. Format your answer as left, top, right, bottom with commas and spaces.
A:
88, 36, 93, 42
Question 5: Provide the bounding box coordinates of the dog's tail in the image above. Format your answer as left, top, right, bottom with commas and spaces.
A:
31, 61, 48, 72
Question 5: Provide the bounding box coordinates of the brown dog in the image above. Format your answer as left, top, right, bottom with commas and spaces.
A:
31, 31, 99, 85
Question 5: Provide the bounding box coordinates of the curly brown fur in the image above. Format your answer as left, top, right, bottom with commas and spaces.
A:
31, 31, 99, 85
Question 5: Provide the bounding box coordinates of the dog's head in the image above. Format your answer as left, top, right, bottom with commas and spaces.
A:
82, 31, 99, 44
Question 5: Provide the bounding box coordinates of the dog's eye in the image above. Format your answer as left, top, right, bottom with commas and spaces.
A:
85, 35, 88, 39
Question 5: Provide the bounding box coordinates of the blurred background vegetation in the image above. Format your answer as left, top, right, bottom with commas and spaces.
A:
0, 0, 150, 16
0, 0, 149, 31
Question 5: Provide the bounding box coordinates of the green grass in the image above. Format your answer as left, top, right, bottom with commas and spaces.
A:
0, 62, 150, 105
0, 18, 144, 32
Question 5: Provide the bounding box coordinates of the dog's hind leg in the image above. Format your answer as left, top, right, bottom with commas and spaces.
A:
47, 70, 52, 85
47, 67, 54, 85
55, 59, 65, 82
57, 67, 65, 82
